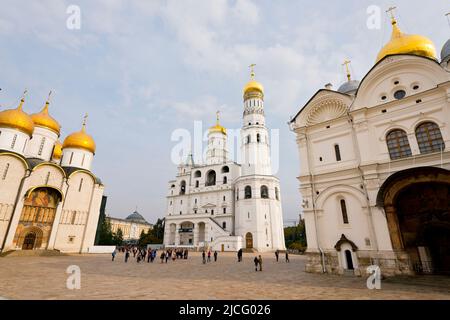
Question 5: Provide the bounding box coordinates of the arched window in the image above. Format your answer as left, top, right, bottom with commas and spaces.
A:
206, 170, 216, 186
221, 166, 229, 173
275, 187, 279, 200
11, 134, 17, 149
245, 186, 252, 199
180, 180, 186, 195
340, 199, 349, 224
222, 222, 226, 229
257, 133, 261, 143
386, 129, 412, 160
223, 207, 226, 214
195, 180, 199, 188
236, 188, 239, 200
223, 176, 227, 184
38, 137, 46, 156
415, 122, 445, 154
246, 135, 251, 144
194, 170, 201, 178
334, 144, 341, 161
260, 185, 269, 199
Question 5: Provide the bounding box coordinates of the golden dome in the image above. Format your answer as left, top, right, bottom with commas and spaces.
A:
376, 18, 437, 63
243, 79, 264, 95
31, 101, 61, 135
62, 116, 96, 154
52, 140, 62, 160
209, 111, 227, 135
0, 97, 35, 136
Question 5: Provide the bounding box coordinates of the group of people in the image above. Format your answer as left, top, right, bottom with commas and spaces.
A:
159, 248, 189, 263
111, 246, 292, 270
201, 250, 218, 263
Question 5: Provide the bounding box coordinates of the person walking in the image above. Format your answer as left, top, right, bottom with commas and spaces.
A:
172, 250, 176, 261
237, 249, 243, 262
285, 251, 290, 263
125, 250, 130, 263
111, 248, 116, 262
207, 250, 211, 262
160, 251, 165, 263
275, 250, 279, 262
258, 255, 263, 271
165, 251, 169, 263
202, 250, 206, 264
213, 251, 218, 262
253, 256, 259, 271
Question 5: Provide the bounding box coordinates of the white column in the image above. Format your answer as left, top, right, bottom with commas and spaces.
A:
46, 201, 64, 249
193, 223, 199, 247
174, 223, 180, 246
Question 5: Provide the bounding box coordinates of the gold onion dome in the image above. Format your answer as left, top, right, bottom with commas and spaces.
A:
0, 95, 35, 136
376, 16, 437, 63
52, 140, 62, 160
243, 64, 264, 96
209, 111, 227, 135
62, 116, 96, 154
31, 100, 61, 136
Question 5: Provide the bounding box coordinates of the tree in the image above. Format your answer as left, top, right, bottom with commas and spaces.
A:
112, 228, 123, 246
284, 219, 307, 252
97, 216, 114, 245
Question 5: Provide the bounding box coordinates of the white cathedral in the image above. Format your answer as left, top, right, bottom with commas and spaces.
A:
0, 93, 104, 253
290, 13, 450, 276
163, 70, 286, 252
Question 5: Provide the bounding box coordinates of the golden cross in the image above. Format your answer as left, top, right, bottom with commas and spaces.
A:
47, 90, 52, 103
216, 110, 220, 125
342, 59, 351, 81
22, 89, 28, 99
386, 6, 397, 23
249, 63, 256, 79
82, 113, 88, 127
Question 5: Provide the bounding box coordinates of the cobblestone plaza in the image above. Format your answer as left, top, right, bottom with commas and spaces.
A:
0, 252, 449, 300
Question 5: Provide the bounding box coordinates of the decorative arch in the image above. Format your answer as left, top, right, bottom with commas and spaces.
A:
0, 152, 29, 170
24, 185, 64, 202
221, 166, 229, 173
206, 170, 216, 186
334, 234, 358, 252
17, 226, 44, 250
194, 170, 202, 178
33, 162, 67, 178
68, 169, 97, 184
316, 184, 366, 209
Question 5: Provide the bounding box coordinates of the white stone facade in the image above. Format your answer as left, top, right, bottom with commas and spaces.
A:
163, 77, 286, 252
290, 53, 450, 275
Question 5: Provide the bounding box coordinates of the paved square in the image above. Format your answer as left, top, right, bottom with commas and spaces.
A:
0, 252, 449, 299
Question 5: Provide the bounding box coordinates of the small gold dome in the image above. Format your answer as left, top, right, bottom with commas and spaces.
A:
62, 119, 96, 154
0, 97, 35, 136
243, 80, 264, 96
376, 18, 437, 63
52, 140, 62, 160
209, 111, 227, 135
31, 102, 61, 135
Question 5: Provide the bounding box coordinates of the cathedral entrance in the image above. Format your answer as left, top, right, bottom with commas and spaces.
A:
245, 232, 253, 249
14, 187, 62, 250
22, 232, 36, 250
377, 167, 450, 275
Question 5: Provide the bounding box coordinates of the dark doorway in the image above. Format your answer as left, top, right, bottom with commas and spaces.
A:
22, 232, 36, 250
345, 250, 354, 270
245, 232, 253, 249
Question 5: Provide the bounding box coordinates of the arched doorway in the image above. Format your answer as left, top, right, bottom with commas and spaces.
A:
377, 167, 450, 274
22, 232, 36, 250
13, 187, 62, 250
245, 232, 253, 249
344, 250, 354, 270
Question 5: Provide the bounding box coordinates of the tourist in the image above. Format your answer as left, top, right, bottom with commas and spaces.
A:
125, 250, 130, 263
111, 248, 116, 261
214, 251, 218, 262
202, 250, 206, 264
285, 251, 290, 263
237, 248, 243, 262
258, 255, 263, 271
207, 250, 211, 262
147, 249, 152, 263
160, 251, 165, 263
165, 251, 169, 263
253, 256, 259, 271
275, 250, 279, 262
172, 250, 176, 261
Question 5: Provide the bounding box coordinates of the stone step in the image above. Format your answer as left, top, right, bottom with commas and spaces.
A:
0, 249, 67, 257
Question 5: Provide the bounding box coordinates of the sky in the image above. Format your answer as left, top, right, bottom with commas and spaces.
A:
1, 0, 449, 224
